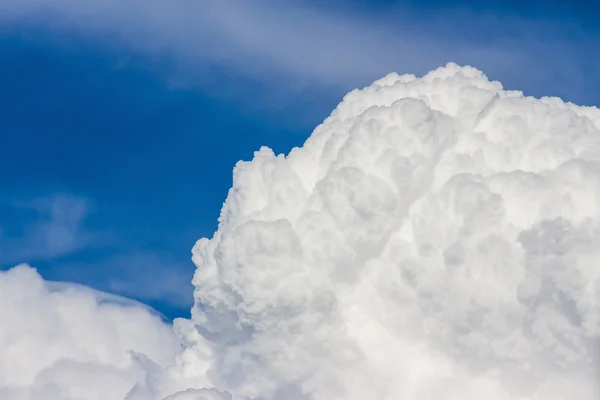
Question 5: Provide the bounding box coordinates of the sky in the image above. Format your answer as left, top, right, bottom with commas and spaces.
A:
1, 0, 600, 320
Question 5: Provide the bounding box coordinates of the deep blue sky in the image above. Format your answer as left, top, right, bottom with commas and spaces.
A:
1, 0, 599, 319
0, 31, 319, 317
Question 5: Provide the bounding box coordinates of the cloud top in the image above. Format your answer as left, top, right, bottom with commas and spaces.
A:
177, 63, 600, 399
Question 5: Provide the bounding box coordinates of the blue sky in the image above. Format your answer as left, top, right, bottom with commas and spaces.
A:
1, 0, 599, 319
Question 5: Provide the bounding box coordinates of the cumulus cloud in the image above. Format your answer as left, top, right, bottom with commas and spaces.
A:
0, 264, 179, 400
2, 64, 600, 399
173, 63, 600, 399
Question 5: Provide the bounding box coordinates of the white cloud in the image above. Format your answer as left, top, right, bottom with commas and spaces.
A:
161, 389, 232, 400
0, 1, 596, 103
2, 64, 600, 399
0, 264, 180, 400
174, 63, 600, 399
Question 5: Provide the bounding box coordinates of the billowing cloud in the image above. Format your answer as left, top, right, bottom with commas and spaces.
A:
2, 64, 600, 399
0, 264, 179, 400
173, 63, 600, 399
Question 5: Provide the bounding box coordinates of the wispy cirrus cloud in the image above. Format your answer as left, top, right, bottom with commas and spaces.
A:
0, 193, 194, 311
55, 252, 195, 308
1, 0, 598, 104
0, 194, 99, 266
